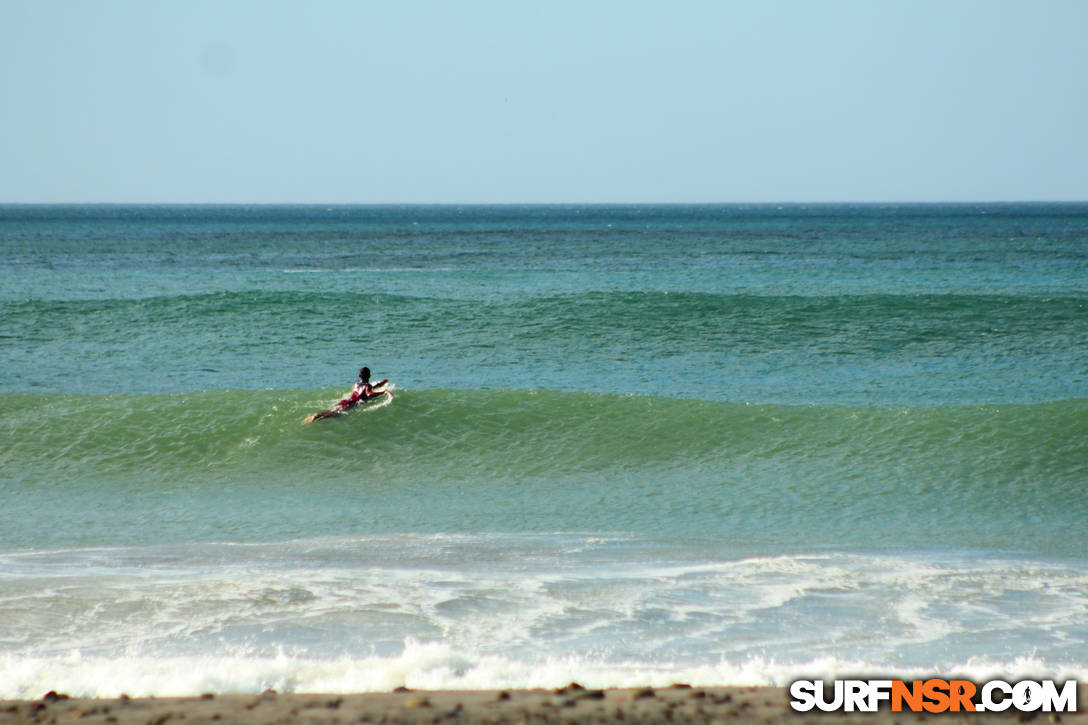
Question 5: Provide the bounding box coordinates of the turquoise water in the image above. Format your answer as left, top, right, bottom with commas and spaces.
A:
1, 204, 1086, 696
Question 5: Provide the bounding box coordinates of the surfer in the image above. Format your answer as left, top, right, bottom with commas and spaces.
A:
303, 367, 393, 423
346, 367, 390, 406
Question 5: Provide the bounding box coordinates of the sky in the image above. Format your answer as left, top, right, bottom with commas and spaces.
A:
2, 1, 1086, 203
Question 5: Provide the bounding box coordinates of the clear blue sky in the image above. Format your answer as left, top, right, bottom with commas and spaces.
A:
3, 1, 1086, 203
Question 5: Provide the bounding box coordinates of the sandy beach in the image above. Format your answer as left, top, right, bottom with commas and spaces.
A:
3, 685, 1084, 725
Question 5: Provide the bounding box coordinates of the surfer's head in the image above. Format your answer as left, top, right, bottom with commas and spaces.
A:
359, 367, 371, 382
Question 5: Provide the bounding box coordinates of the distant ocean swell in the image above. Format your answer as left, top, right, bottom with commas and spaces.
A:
5, 291, 1086, 340
4, 290, 1084, 405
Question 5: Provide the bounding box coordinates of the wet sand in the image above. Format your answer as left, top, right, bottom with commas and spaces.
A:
3, 684, 1084, 724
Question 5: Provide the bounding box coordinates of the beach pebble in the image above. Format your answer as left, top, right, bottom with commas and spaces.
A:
554, 683, 585, 695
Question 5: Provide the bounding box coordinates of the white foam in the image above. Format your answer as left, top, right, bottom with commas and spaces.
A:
3, 540, 1087, 698
3, 642, 1087, 699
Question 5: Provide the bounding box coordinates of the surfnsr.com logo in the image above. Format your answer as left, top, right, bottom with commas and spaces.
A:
789, 679, 1078, 713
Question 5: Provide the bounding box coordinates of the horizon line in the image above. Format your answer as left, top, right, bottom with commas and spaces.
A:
3, 199, 1087, 207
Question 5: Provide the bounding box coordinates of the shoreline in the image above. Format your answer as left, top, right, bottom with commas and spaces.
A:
4, 685, 1085, 724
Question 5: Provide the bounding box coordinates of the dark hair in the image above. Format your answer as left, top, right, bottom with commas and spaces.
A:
359, 367, 371, 381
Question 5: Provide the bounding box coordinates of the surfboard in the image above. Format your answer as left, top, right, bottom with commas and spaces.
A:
302, 382, 395, 424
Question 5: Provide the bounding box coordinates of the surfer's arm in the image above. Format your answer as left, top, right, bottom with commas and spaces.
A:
364, 380, 392, 398
363, 386, 393, 401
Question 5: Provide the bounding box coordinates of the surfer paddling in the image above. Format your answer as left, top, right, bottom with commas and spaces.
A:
303, 367, 394, 424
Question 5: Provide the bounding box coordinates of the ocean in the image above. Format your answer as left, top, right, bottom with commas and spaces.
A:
1, 204, 1086, 697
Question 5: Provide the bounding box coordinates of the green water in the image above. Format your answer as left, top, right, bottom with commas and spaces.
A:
3, 390, 1084, 556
